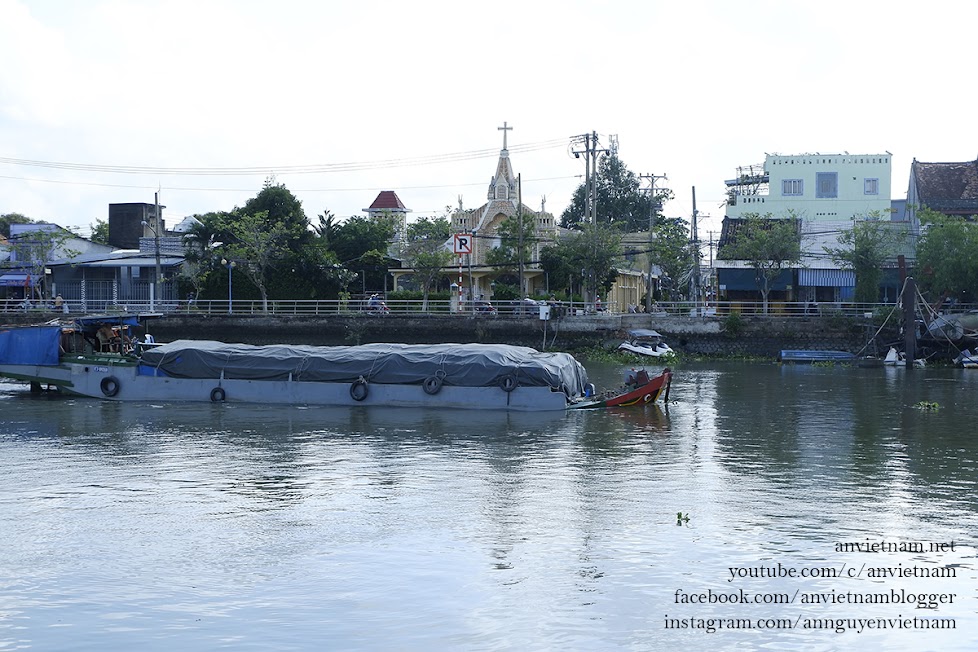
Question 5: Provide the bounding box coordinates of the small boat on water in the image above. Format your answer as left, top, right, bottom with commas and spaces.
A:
883, 347, 926, 368
953, 349, 978, 369
778, 350, 856, 364
618, 329, 674, 358
576, 367, 673, 408
0, 319, 672, 412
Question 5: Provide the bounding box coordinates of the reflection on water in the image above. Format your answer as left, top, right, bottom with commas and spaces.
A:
0, 364, 976, 651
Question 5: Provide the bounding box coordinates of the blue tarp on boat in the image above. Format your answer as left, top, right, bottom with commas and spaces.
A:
0, 326, 62, 365
140, 341, 590, 394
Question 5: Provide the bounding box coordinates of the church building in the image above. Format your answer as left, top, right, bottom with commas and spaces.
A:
447, 122, 558, 301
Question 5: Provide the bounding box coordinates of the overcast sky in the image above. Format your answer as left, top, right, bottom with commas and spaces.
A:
2, 0, 975, 241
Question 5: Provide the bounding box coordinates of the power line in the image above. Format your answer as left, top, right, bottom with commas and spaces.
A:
0, 139, 569, 177
0, 172, 579, 194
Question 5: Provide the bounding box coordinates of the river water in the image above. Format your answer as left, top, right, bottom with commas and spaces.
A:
0, 361, 975, 651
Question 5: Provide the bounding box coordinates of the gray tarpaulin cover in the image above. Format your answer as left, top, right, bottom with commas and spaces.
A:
140, 341, 589, 395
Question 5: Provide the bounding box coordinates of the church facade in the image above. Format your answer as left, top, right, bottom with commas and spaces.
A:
446, 124, 557, 301
390, 124, 649, 311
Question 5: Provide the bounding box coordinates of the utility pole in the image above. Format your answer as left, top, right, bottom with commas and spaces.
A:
571, 134, 592, 220
571, 131, 610, 305
690, 187, 700, 312
639, 173, 668, 313
517, 173, 524, 297
153, 191, 162, 311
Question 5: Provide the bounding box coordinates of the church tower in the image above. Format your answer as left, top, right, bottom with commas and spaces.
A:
451, 122, 555, 267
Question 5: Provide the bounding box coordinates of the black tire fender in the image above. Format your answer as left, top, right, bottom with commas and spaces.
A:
422, 375, 443, 395
498, 374, 518, 392
210, 387, 226, 402
350, 378, 369, 402
100, 376, 120, 397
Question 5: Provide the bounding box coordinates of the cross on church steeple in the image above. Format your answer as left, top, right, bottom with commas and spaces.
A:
498, 121, 512, 150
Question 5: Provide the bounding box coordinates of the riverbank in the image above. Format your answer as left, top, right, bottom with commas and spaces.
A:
135, 311, 904, 361
4, 309, 939, 361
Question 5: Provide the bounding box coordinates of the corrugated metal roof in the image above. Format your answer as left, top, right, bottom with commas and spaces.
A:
75, 256, 184, 267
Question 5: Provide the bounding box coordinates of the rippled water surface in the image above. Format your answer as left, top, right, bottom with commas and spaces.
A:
1, 362, 975, 651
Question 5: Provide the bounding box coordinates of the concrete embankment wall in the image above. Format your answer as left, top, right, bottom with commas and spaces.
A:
1, 310, 898, 359
142, 312, 890, 360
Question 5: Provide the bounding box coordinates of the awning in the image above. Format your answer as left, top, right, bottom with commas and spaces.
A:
0, 273, 37, 287
717, 268, 792, 291
798, 269, 855, 287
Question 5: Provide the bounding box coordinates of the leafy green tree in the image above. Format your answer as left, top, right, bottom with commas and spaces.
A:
408, 248, 453, 310
314, 209, 339, 243
560, 153, 672, 231
401, 216, 453, 309
89, 218, 110, 245
719, 213, 801, 313
647, 216, 693, 301
824, 211, 906, 303
8, 223, 79, 300
539, 243, 575, 296
0, 212, 33, 239
486, 213, 536, 291
406, 216, 451, 242
219, 210, 291, 312
331, 215, 397, 293
915, 208, 978, 302
242, 178, 311, 249
180, 213, 228, 301
540, 223, 622, 300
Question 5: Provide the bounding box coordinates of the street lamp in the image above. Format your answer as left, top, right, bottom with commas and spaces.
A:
141, 217, 162, 312
221, 258, 236, 314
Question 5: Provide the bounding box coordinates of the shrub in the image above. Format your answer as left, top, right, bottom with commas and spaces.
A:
722, 311, 746, 336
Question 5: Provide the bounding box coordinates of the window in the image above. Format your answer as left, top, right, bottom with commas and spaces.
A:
816, 172, 838, 198
864, 178, 879, 195
782, 179, 803, 196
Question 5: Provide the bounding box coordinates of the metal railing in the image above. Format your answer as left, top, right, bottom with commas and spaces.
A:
6, 297, 976, 320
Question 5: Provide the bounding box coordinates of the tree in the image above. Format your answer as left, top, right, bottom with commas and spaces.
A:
314, 209, 340, 243
219, 210, 291, 312
824, 211, 906, 303
719, 213, 801, 313
7, 224, 79, 300
402, 216, 453, 310
539, 243, 575, 296
647, 216, 693, 301
485, 213, 536, 292
89, 218, 110, 245
539, 223, 623, 300
0, 212, 33, 239
180, 213, 227, 301
560, 153, 672, 231
330, 215, 397, 292
408, 248, 453, 310
242, 178, 311, 250
915, 208, 978, 302
406, 216, 451, 242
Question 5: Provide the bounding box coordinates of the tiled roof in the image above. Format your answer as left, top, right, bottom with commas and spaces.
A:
366, 191, 408, 211
912, 160, 978, 212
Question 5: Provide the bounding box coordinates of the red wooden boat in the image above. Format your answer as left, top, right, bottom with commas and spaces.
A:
572, 367, 672, 409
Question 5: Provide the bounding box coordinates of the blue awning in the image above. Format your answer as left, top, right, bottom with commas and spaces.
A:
717, 268, 792, 291
0, 273, 36, 287
798, 269, 855, 287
